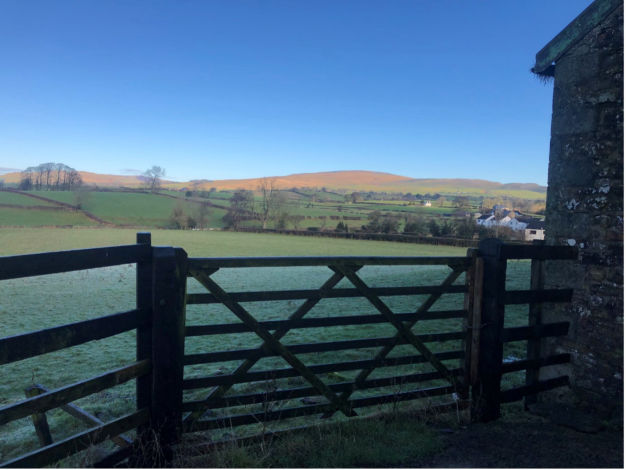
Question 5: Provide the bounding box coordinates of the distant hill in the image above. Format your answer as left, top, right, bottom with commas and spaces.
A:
1, 169, 546, 199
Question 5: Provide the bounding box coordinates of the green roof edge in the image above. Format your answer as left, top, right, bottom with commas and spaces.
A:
533, 0, 623, 76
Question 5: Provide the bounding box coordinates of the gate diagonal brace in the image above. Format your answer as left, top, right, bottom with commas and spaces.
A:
322, 264, 464, 418
184, 267, 355, 423
336, 264, 457, 384
185, 269, 357, 426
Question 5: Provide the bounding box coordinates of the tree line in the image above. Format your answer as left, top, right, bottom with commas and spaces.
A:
222, 178, 288, 230
20, 163, 82, 191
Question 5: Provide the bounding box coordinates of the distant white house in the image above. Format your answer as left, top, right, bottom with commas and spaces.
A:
476, 214, 497, 227
524, 220, 545, 241
423, 200, 432, 207
476, 207, 544, 239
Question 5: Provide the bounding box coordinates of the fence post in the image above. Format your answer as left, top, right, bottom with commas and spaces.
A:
136, 232, 152, 430
149, 246, 188, 459
459, 248, 480, 422
472, 238, 506, 422
525, 239, 545, 407
24, 385, 53, 447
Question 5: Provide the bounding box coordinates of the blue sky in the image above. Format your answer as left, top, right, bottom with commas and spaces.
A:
0, 0, 591, 184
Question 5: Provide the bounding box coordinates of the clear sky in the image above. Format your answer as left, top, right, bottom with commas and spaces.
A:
1, 0, 592, 184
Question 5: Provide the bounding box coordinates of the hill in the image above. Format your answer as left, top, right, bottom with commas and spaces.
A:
1, 169, 546, 199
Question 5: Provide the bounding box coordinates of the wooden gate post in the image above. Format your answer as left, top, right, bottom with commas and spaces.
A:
472, 238, 506, 422
136, 232, 153, 429
149, 246, 188, 459
525, 239, 545, 408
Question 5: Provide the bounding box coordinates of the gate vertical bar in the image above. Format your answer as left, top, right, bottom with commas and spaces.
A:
472, 238, 506, 422
136, 232, 152, 433
462, 248, 477, 400
525, 240, 545, 407
151, 246, 188, 456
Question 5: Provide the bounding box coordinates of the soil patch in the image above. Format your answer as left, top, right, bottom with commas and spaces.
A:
409, 408, 623, 468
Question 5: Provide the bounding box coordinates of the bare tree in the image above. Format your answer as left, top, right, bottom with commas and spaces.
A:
73, 187, 91, 209
20, 167, 35, 190
169, 202, 188, 229
195, 202, 210, 229
144, 166, 165, 191
223, 190, 254, 230
257, 178, 285, 229
42, 162, 55, 190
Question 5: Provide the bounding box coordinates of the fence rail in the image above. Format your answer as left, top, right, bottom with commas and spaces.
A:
0, 243, 150, 280
0, 234, 578, 467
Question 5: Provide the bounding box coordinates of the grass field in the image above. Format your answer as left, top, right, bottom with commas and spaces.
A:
0, 192, 57, 207
0, 228, 530, 464
0, 207, 96, 227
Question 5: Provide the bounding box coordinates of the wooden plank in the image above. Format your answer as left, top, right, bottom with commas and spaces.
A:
504, 289, 573, 305
28, 385, 132, 449
185, 310, 467, 336
469, 257, 484, 386
0, 244, 150, 281
501, 353, 571, 374
189, 256, 470, 270
526, 252, 544, 408
186, 284, 466, 304
185, 385, 454, 432
183, 270, 349, 424
499, 376, 570, 403
183, 368, 463, 409
150, 247, 188, 447
183, 350, 464, 389
183, 332, 465, 365
135, 232, 153, 424
187, 272, 355, 418
0, 309, 147, 366
502, 322, 569, 342
462, 249, 476, 398
1, 409, 149, 468
499, 244, 578, 260
0, 361, 150, 426
473, 238, 506, 422
24, 386, 53, 448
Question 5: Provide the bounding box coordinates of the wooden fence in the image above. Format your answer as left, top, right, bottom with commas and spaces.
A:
0, 234, 577, 467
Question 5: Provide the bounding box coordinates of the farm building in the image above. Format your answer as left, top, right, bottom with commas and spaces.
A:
524, 220, 545, 241
476, 207, 543, 234
532, 0, 623, 416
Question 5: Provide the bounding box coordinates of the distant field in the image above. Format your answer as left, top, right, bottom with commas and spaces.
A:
0, 227, 467, 257
14, 191, 226, 228
0, 207, 95, 227
0, 192, 57, 207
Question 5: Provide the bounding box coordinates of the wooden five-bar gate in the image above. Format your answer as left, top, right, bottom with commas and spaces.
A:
0, 233, 577, 467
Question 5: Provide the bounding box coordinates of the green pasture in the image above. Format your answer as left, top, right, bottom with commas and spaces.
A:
0, 227, 467, 257
0, 228, 531, 464
13, 191, 226, 228
0, 192, 57, 207
0, 207, 95, 227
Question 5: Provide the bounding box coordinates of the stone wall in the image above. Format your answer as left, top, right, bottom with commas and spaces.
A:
541, 5, 623, 416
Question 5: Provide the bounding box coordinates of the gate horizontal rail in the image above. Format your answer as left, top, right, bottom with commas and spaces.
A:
183, 351, 465, 390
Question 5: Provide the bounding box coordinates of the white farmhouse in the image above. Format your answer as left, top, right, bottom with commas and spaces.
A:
476, 214, 497, 227
524, 220, 545, 241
